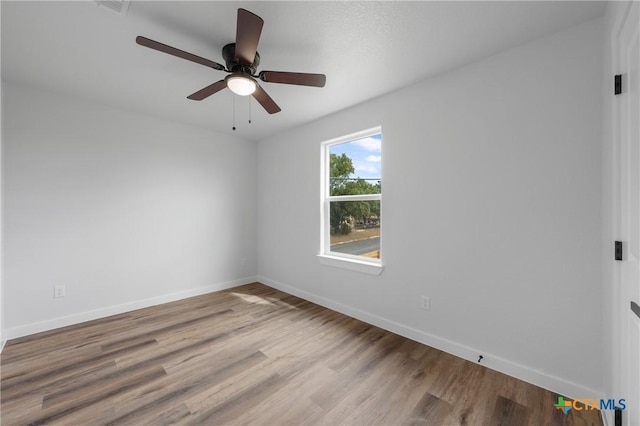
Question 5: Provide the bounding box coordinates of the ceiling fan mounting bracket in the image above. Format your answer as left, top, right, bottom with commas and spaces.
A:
222, 43, 260, 75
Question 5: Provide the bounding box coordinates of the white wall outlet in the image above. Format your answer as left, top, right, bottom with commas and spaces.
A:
54, 285, 66, 298
421, 295, 430, 311
241, 257, 247, 266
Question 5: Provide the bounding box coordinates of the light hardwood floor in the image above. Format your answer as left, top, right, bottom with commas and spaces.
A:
1, 283, 602, 425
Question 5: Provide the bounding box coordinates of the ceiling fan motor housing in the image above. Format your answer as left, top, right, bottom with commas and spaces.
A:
222, 43, 260, 75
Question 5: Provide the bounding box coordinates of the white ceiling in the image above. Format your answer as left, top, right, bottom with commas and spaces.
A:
2, 1, 606, 141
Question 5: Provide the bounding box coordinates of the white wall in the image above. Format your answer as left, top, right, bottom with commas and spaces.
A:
257, 18, 604, 398
0, 1, 4, 351
2, 82, 257, 337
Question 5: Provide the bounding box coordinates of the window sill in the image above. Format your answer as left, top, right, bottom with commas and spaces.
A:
317, 254, 384, 275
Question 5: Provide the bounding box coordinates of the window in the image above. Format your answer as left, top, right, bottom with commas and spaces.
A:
320, 127, 383, 274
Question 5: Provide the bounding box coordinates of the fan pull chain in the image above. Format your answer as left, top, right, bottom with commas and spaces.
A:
232, 95, 236, 131
248, 96, 252, 124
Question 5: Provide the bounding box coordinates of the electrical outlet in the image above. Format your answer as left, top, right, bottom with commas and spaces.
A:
241, 257, 247, 266
421, 295, 430, 311
54, 285, 66, 298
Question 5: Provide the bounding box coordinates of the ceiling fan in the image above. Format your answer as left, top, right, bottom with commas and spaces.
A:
136, 8, 326, 115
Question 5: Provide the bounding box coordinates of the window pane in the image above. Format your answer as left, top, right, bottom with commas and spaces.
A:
329, 200, 380, 259
329, 135, 381, 196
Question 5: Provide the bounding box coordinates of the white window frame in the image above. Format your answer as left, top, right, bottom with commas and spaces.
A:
318, 126, 384, 275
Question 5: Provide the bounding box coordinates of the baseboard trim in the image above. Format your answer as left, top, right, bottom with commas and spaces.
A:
258, 275, 602, 401
4, 276, 258, 340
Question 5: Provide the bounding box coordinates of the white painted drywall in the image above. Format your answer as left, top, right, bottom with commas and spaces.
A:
0, 0, 4, 350
257, 18, 604, 398
2, 82, 257, 337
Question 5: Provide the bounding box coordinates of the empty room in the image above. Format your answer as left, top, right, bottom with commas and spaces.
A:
1, 1, 638, 425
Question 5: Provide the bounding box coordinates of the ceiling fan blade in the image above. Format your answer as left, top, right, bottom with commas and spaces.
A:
235, 8, 264, 65
252, 85, 281, 114
136, 36, 225, 71
187, 80, 227, 101
258, 71, 326, 87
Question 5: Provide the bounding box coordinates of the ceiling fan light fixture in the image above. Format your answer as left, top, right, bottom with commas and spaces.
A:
137, 8, 325, 114
226, 74, 257, 96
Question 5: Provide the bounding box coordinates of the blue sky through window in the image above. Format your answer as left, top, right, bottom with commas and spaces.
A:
329, 133, 381, 181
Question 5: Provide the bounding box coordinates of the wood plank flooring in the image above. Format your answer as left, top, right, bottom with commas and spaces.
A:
1, 283, 603, 425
